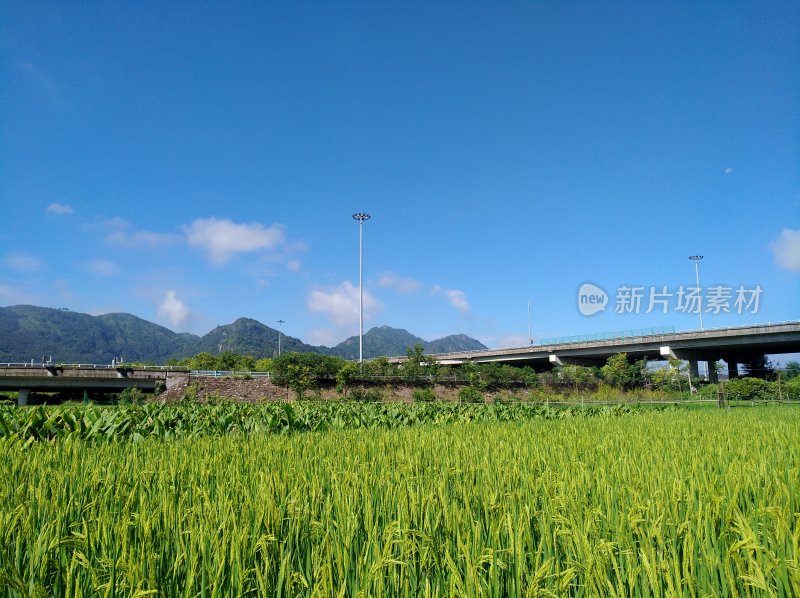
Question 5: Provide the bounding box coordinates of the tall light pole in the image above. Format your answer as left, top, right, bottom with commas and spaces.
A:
352, 212, 370, 365
528, 301, 533, 345
276, 319, 285, 356
689, 255, 704, 330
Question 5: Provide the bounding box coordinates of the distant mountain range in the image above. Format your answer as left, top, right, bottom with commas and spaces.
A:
0, 305, 487, 364
334, 326, 486, 360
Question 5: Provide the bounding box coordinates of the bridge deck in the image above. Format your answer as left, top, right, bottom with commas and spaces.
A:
391, 321, 800, 365
0, 365, 189, 392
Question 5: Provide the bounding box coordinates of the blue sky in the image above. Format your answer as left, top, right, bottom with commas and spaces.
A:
1, 1, 798, 349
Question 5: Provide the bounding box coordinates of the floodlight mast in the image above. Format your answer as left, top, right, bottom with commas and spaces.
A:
352, 213, 371, 365
688, 255, 704, 330
276, 320, 285, 356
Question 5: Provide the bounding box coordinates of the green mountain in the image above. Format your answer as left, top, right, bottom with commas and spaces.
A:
194, 317, 330, 358
425, 334, 487, 354
334, 326, 425, 360
0, 305, 197, 363
333, 326, 487, 359
0, 305, 487, 364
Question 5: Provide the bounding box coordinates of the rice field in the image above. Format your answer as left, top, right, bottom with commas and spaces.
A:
1, 406, 798, 596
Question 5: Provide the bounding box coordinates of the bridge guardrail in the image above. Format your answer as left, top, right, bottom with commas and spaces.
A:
189, 370, 271, 379
0, 363, 189, 370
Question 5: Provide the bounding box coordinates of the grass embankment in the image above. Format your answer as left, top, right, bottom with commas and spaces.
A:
1, 406, 798, 596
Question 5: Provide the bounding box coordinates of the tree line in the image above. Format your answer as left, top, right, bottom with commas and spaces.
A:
165, 346, 800, 401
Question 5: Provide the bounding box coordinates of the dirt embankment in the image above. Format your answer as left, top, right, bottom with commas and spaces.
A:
157, 377, 468, 403
158, 377, 289, 402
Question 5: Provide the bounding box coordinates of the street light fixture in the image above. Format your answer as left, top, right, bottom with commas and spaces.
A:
688, 255, 704, 330
276, 319, 285, 356
352, 212, 371, 365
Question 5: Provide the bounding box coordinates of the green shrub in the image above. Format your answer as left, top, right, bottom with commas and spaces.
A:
779, 377, 800, 400
118, 386, 144, 405
181, 381, 201, 403
350, 387, 383, 402
458, 386, 484, 404
698, 383, 720, 399
412, 388, 436, 402
722, 377, 771, 401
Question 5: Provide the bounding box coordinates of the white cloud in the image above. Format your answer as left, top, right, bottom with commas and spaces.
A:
107, 230, 182, 249
307, 327, 338, 346
85, 259, 119, 276
307, 280, 383, 326
378, 272, 420, 293
3, 253, 44, 273
724, 167, 734, 175
157, 290, 191, 329
45, 203, 73, 215
770, 229, 800, 272
287, 259, 302, 272
183, 217, 285, 264
432, 285, 470, 313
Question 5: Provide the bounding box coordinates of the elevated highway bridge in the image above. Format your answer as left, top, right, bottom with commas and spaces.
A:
390, 321, 800, 381
0, 364, 189, 405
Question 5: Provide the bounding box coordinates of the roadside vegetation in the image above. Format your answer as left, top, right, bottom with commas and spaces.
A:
164, 347, 800, 403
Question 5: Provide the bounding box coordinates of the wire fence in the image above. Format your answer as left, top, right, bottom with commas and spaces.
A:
536, 326, 676, 347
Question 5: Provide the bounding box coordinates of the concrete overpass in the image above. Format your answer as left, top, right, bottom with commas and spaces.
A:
0, 364, 189, 405
390, 321, 800, 382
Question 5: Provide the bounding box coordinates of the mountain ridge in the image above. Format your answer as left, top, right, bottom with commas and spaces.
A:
0, 305, 487, 363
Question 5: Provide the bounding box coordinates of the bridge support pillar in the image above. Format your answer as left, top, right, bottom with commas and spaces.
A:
707, 361, 719, 384
727, 360, 738, 380
18, 388, 29, 406
688, 360, 699, 380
